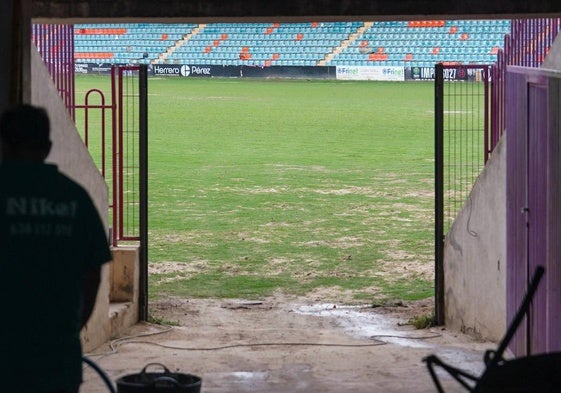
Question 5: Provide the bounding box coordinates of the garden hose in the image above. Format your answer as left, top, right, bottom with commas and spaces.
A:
82, 356, 117, 393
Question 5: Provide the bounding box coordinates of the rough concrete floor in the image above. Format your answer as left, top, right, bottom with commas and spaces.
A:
81, 297, 495, 393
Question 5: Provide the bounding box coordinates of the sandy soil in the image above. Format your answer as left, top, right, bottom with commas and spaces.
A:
81, 295, 497, 393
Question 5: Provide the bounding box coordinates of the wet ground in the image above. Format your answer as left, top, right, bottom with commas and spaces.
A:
81, 297, 496, 393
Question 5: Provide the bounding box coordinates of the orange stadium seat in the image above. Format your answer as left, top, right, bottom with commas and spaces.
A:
408, 20, 445, 28
74, 52, 114, 59
75, 28, 127, 35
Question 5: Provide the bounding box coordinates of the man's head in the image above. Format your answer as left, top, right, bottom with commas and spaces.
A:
0, 104, 52, 163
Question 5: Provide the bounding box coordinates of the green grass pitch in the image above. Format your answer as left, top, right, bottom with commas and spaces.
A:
75, 75, 436, 303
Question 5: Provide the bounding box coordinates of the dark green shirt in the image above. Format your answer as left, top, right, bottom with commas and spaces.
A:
0, 162, 112, 392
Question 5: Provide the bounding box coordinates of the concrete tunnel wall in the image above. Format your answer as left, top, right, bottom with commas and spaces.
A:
30, 44, 112, 350
444, 135, 507, 342
30, 44, 140, 351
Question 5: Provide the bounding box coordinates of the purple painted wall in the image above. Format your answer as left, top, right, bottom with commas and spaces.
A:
506, 66, 561, 355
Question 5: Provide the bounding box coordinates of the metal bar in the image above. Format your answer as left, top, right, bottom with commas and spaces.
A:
77, 89, 111, 177
58, 24, 63, 96
85, 89, 107, 178
483, 65, 490, 163
69, 23, 76, 119
118, 67, 125, 243
101, 90, 106, 179
83, 96, 89, 148
138, 64, 149, 322
538, 19, 543, 65
56, 25, 62, 102
532, 19, 537, 67
69, 23, 73, 113
62, 25, 67, 109
111, 66, 119, 247
64, 24, 68, 110
434, 63, 445, 326
119, 236, 142, 241
74, 104, 112, 109
55, 25, 61, 96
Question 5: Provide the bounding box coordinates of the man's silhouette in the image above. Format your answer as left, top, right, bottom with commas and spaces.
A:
0, 104, 112, 393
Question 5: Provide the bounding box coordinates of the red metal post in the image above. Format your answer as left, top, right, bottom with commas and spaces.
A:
483, 65, 490, 163
69, 24, 75, 120
78, 88, 110, 177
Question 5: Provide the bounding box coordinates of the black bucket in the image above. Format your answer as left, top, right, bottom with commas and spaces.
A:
116, 363, 202, 393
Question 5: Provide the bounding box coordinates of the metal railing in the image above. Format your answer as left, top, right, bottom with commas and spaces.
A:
490, 18, 561, 151
32, 24, 75, 119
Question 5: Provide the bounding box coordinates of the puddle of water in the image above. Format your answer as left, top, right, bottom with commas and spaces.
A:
294, 303, 489, 377
209, 371, 270, 392
295, 304, 431, 348
228, 371, 269, 381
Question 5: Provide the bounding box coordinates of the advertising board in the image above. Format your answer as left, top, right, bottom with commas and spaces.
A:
336, 66, 405, 81
74, 62, 490, 82
151, 64, 213, 77
407, 66, 484, 81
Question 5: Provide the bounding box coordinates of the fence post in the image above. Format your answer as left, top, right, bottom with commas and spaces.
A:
434, 63, 445, 326
139, 64, 149, 322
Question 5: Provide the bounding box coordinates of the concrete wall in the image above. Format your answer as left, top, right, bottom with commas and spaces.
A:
444, 135, 507, 342
30, 47, 108, 225
30, 45, 140, 351
109, 247, 140, 338
30, 44, 113, 350
543, 30, 561, 70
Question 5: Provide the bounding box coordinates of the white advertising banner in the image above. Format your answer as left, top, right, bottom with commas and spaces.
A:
336, 66, 405, 81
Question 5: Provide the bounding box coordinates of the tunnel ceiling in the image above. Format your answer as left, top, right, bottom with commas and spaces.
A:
32, 0, 561, 22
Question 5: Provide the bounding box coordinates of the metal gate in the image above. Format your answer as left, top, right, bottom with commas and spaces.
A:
74, 65, 148, 319
434, 64, 490, 324
74, 66, 147, 245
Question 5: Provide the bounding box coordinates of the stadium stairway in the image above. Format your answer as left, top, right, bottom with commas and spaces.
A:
155, 24, 202, 64
318, 21, 374, 66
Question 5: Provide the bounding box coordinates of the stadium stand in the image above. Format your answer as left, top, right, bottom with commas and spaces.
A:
74, 20, 511, 67
74, 23, 197, 64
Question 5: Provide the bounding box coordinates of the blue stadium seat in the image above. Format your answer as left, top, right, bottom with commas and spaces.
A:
71, 20, 511, 66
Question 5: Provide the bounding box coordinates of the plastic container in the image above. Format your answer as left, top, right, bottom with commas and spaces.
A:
116, 363, 202, 393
